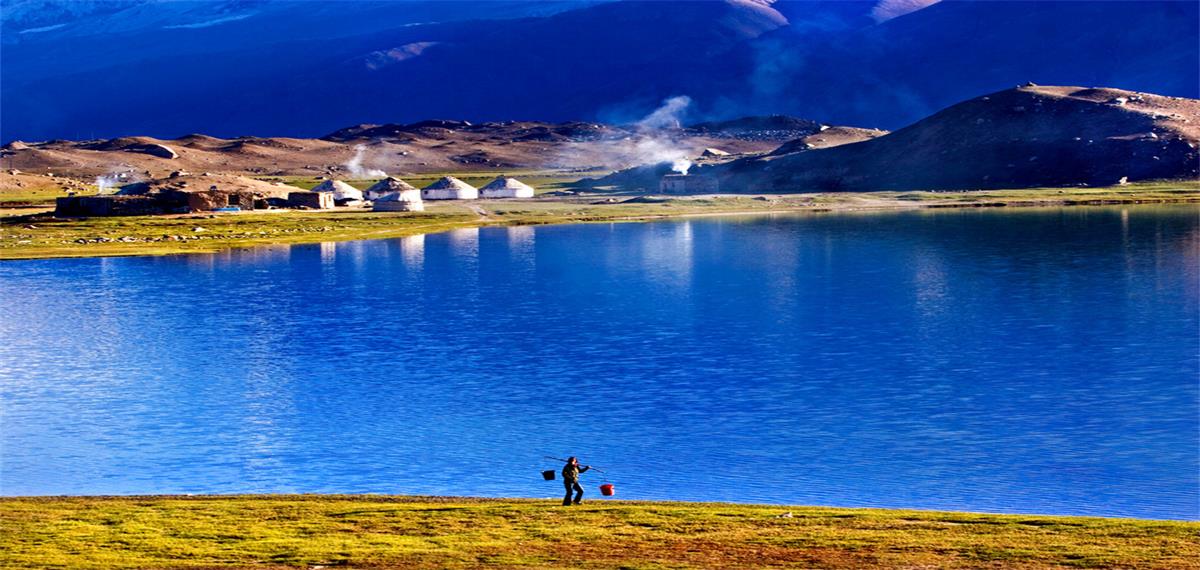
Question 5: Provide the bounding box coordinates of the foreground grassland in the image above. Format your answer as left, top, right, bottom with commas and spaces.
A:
1, 496, 1196, 569
2, 181, 1197, 260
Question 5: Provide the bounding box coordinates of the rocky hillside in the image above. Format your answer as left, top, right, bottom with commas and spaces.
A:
709, 86, 1199, 192
0, 117, 812, 180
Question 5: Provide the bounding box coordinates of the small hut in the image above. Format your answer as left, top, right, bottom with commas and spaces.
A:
55, 195, 169, 217
312, 179, 364, 205
287, 191, 334, 209
162, 187, 258, 211
372, 190, 425, 212
479, 176, 535, 198
421, 176, 478, 200
660, 174, 719, 194
365, 177, 420, 201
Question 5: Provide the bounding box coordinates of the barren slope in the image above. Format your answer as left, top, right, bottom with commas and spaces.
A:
713, 86, 1200, 192
0, 118, 800, 182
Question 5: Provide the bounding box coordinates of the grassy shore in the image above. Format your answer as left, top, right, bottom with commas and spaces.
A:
1, 496, 1196, 569
2, 181, 1197, 260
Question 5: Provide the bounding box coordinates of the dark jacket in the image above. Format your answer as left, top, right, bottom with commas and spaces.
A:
562, 463, 589, 482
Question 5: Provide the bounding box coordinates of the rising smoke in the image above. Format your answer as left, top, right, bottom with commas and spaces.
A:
94, 169, 136, 193
553, 95, 696, 173
345, 144, 387, 178
637, 96, 694, 174
95, 174, 121, 193
635, 95, 692, 130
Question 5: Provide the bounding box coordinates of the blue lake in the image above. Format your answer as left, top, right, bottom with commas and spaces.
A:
1, 205, 1197, 520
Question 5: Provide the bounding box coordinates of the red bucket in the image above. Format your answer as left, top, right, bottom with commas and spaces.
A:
599, 483, 615, 497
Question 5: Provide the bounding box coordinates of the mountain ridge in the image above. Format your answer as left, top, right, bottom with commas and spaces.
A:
707, 85, 1200, 191
1, 0, 1196, 141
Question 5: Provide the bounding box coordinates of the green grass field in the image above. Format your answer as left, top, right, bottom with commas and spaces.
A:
2, 181, 1197, 260
0, 185, 74, 205
1, 496, 1196, 569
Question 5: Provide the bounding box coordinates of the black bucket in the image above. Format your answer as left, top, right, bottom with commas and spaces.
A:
542, 470, 556, 481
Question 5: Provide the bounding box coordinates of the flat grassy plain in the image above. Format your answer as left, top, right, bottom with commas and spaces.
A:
0, 185, 73, 205
2, 496, 1197, 569
2, 181, 1197, 260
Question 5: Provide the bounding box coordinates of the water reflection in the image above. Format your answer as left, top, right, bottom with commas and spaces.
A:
641, 220, 693, 290
400, 234, 424, 266
448, 227, 479, 257
320, 241, 337, 263
1, 205, 1196, 519
506, 225, 535, 250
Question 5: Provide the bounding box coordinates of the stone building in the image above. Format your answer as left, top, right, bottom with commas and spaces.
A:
660, 174, 719, 194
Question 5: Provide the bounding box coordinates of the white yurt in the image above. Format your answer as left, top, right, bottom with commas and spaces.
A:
312, 179, 364, 203
372, 190, 425, 212
364, 177, 419, 201
479, 176, 535, 198
421, 176, 478, 200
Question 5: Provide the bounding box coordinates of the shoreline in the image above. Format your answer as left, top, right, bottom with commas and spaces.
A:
3, 495, 1196, 569
1, 493, 1191, 522
2, 183, 1198, 261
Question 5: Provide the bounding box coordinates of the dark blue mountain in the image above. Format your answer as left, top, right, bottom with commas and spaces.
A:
739, 0, 1200, 128
2, 0, 1195, 141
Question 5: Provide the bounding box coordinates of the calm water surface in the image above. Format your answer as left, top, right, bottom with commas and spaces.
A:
2, 206, 1197, 519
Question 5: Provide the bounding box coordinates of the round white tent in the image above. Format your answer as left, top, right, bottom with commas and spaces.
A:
312, 179, 364, 203
365, 177, 420, 201
421, 176, 478, 200
372, 190, 425, 212
479, 176, 535, 198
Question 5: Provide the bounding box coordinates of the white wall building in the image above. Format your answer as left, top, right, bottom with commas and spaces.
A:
372, 190, 425, 212
421, 176, 478, 200
312, 179, 364, 203
365, 177, 420, 201
479, 176, 535, 198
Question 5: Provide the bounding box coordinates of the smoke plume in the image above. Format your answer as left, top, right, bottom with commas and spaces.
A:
636, 96, 694, 173
94, 169, 136, 194
95, 174, 121, 193
345, 144, 387, 178
551, 95, 696, 173
635, 95, 692, 130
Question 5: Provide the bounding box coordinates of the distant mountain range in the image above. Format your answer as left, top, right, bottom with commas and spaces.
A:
2, 0, 1196, 141
4, 85, 1197, 194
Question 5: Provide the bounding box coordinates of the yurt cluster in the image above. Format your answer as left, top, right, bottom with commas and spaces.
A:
313, 175, 535, 212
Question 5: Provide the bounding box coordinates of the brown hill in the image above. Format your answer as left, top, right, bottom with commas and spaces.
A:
0, 118, 805, 181
713, 86, 1200, 192
767, 126, 889, 154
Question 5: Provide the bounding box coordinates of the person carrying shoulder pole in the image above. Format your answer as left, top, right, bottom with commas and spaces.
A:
561, 456, 591, 506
